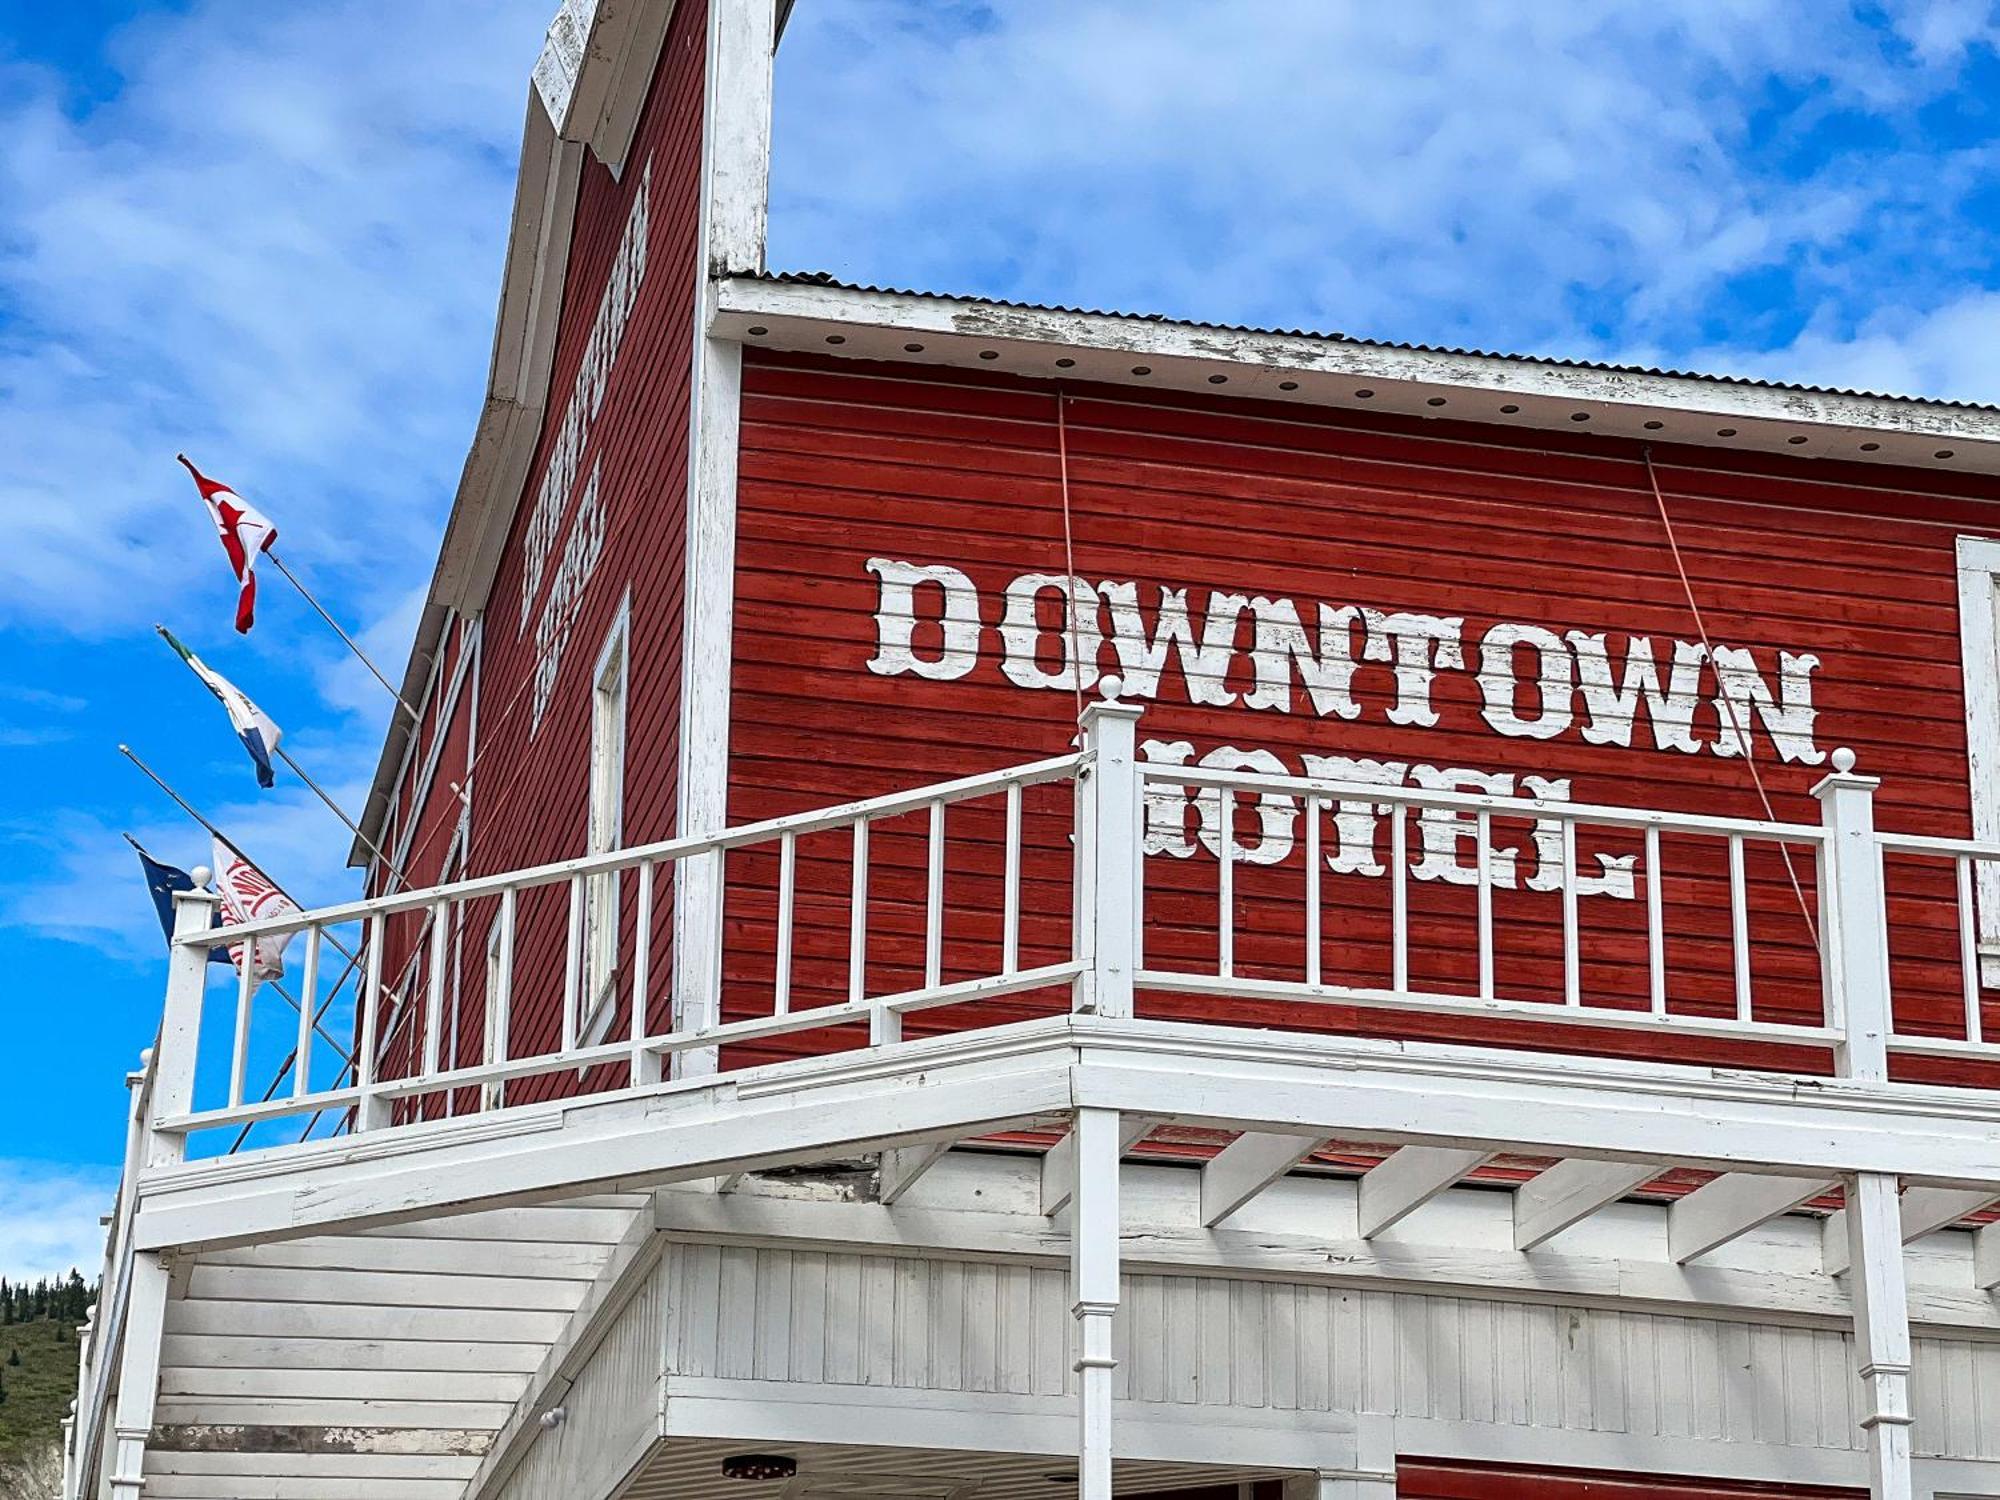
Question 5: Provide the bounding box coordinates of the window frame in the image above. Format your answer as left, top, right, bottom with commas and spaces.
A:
1955, 536, 2000, 984
579, 596, 631, 1045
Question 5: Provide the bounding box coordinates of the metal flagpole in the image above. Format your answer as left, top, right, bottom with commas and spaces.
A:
118, 744, 356, 1067
152, 623, 411, 889
270, 745, 406, 891
264, 551, 424, 728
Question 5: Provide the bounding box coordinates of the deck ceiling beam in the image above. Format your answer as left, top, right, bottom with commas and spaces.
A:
1199, 1131, 1327, 1228
878, 1141, 956, 1205
1976, 1226, 2000, 1291
1668, 1173, 1834, 1265
1513, 1158, 1665, 1251
650, 1172, 2000, 1337
1822, 1187, 2000, 1277
1039, 1115, 1161, 1217
1357, 1147, 1494, 1239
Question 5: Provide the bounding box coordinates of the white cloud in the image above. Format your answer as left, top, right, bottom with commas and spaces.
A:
0, 1160, 117, 1285
772, 0, 1999, 382
0, 0, 548, 635
1689, 291, 2000, 405
1884, 0, 2000, 66
0, 773, 374, 967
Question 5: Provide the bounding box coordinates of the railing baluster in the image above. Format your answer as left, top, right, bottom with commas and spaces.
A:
563, 875, 583, 1052
1304, 793, 1322, 987
294, 926, 319, 1099
1958, 855, 1983, 1045
1218, 788, 1236, 979
1391, 803, 1409, 991
1729, 833, 1751, 1022
1003, 782, 1022, 977
358, 913, 385, 1130
849, 817, 870, 1005
1561, 818, 1580, 1007
1476, 810, 1494, 1003
228, 938, 255, 1109
775, 832, 796, 1015
486, 889, 515, 1112
632, 861, 654, 1086
1646, 825, 1665, 1016
925, 799, 945, 989
423, 900, 449, 1079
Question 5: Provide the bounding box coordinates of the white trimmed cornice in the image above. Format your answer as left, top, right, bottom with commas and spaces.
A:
712, 275, 2000, 479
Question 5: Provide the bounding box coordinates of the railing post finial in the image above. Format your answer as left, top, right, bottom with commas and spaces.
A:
1812, 747, 1890, 1083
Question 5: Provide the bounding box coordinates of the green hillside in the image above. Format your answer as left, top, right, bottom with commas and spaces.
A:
0, 1275, 93, 1469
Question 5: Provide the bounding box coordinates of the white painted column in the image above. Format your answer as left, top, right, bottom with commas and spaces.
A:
105, 1253, 170, 1500
1070, 1106, 1121, 1500
1816, 757, 1914, 1500
154, 888, 219, 1164
1846, 1171, 1916, 1500
1814, 748, 1891, 1084
673, 0, 777, 1078
1282, 1471, 1399, 1500
1075, 685, 1142, 1020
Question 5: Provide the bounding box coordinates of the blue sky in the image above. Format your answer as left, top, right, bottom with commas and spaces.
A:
0, 0, 1997, 1279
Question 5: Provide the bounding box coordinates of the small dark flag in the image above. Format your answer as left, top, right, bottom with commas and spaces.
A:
125, 835, 228, 964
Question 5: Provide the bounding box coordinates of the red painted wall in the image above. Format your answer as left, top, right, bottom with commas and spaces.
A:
721, 352, 2000, 1083
1400, 1459, 1859, 1499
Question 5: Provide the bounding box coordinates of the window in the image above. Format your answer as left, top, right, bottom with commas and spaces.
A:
581, 601, 629, 1042
1956, 537, 2000, 983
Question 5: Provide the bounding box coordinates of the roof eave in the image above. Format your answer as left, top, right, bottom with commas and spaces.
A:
713, 276, 2000, 476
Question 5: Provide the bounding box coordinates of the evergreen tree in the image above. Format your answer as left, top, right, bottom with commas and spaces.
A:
0, 1278, 10, 1325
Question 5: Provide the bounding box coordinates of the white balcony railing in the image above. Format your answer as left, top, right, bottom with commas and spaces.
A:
66, 688, 2000, 1497
127, 691, 2000, 1169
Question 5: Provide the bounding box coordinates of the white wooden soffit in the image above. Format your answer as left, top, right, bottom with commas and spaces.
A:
710, 275, 2000, 476
133, 1017, 2000, 1252
1821, 1187, 2000, 1278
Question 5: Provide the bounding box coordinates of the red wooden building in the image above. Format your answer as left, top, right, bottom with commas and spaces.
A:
68, 5, 2000, 1500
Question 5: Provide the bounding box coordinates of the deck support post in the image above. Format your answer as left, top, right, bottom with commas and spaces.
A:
1075, 690, 1143, 1020
1814, 750, 1890, 1084
105, 1252, 170, 1500
1817, 755, 1913, 1499
1070, 1106, 1121, 1500
153, 889, 219, 1165
1846, 1171, 1916, 1500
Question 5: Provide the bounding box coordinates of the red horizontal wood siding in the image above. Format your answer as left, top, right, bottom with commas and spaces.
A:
722, 351, 2000, 1084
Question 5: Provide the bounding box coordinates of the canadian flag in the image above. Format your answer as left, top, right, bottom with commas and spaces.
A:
178, 454, 278, 633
